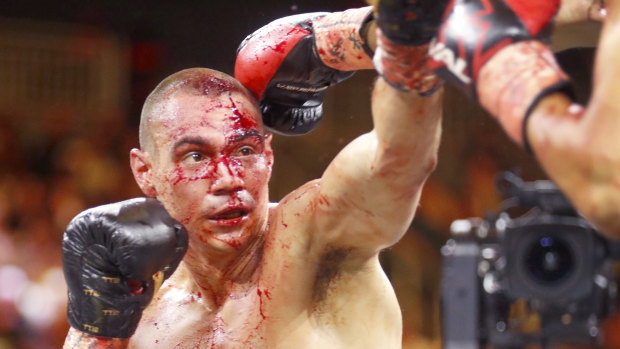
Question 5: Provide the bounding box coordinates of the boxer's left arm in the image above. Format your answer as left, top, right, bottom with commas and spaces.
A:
312, 83, 442, 255
310, 0, 446, 256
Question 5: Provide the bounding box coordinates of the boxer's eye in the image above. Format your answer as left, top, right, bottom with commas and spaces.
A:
190, 153, 204, 162
238, 146, 255, 156
181, 152, 206, 164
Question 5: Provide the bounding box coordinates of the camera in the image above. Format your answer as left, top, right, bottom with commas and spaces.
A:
441, 172, 620, 348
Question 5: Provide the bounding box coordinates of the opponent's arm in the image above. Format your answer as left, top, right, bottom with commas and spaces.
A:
62, 198, 187, 348
431, 0, 620, 238
556, 0, 606, 24
526, 1, 620, 238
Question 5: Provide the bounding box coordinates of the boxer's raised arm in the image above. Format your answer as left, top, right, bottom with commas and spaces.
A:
526, 2, 620, 238
313, 0, 446, 256
316, 83, 442, 255
234, 3, 445, 255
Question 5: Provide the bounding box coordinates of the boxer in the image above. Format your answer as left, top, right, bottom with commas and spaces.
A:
62, 1, 446, 347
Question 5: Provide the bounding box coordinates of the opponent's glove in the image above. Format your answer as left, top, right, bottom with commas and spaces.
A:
372, 0, 448, 94
429, 0, 573, 147
235, 7, 374, 135
62, 198, 188, 338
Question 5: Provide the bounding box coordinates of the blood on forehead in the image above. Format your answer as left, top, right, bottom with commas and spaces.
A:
228, 96, 258, 131
180, 74, 261, 132
185, 75, 237, 96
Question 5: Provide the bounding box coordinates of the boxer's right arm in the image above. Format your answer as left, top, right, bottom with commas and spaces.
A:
62, 198, 187, 348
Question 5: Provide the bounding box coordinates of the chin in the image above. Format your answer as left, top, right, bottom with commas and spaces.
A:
192, 219, 253, 251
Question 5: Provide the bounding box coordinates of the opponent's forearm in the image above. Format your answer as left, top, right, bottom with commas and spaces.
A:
527, 94, 620, 239
63, 327, 129, 349
526, 2, 620, 238
556, 0, 606, 25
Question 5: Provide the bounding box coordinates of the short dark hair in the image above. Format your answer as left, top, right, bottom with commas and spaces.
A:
139, 68, 257, 152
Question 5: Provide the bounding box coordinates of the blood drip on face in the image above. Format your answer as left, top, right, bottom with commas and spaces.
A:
227, 96, 257, 133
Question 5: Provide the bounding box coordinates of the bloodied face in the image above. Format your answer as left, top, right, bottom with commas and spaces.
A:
135, 81, 273, 252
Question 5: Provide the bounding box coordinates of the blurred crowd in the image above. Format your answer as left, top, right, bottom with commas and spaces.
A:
0, 105, 142, 348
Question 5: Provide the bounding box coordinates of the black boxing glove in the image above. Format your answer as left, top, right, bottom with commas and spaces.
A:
372, 0, 448, 94
235, 7, 374, 135
376, 0, 448, 46
62, 198, 188, 338
429, 0, 573, 146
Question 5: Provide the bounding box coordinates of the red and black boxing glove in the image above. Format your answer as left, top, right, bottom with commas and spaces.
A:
429, 0, 574, 147
63, 198, 187, 338
235, 8, 374, 136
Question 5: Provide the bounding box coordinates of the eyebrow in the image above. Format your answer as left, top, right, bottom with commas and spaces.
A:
172, 137, 211, 151
228, 129, 264, 144
171, 129, 264, 152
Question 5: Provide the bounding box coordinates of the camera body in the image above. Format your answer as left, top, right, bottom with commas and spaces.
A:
441, 173, 619, 348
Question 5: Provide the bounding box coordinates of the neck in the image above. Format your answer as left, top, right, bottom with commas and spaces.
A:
183, 229, 265, 308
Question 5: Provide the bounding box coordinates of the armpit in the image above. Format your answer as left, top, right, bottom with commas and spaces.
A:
312, 247, 351, 303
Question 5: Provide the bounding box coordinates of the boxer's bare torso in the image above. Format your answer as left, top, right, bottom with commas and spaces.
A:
130, 188, 401, 348
126, 69, 440, 349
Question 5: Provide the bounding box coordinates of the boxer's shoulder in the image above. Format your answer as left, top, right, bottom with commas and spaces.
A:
268, 179, 323, 233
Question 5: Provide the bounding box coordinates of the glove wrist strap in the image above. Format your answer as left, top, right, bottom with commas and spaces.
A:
373, 29, 443, 95
477, 41, 573, 146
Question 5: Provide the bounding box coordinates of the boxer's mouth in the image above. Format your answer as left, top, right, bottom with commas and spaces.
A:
210, 209, 249, 221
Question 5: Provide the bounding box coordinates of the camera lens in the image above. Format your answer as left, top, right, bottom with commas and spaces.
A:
524, 236, 574, 284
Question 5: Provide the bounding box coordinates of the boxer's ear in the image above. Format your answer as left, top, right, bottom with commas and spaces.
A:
264, 133, 274, 181
130, 148, 157, 197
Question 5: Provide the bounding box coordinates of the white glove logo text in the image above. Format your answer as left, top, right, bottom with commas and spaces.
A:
429, 38, 471, 85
